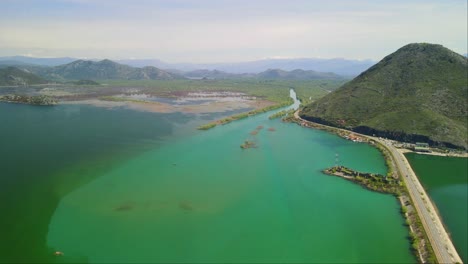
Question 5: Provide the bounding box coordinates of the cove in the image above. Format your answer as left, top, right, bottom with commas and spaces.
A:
46, 98, 415, 263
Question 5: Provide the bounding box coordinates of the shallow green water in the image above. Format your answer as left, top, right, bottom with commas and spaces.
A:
45, 108, 415, 263
405, 153, 468, 263
0, 102, 247, 263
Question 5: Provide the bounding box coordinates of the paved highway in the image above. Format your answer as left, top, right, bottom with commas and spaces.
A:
380, 140, 462, 264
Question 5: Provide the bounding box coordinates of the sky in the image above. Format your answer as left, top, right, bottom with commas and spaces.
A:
0, 0, 466, 63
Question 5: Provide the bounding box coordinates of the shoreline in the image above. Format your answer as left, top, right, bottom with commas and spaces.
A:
198, 88, 299, 130
291, 110, 463, 264
398, 148, 468, 158
60, 96, 275, 115
322, 166, 402, 195
197, 99, 292, 130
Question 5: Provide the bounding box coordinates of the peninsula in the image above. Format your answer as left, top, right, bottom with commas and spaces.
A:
0, 94, 57, 106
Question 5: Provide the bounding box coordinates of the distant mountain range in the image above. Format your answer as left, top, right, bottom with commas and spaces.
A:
256, 68, 342, 80
0, 56, 77, 66
171, 58, 375, 76
181, 68, 344, 80
33, 59, 180, 81
0, 67, 47, 86
301, 43, 468, 149
0, 59, 346, 82
0, 56, 375, 76
0, 60, 181, 81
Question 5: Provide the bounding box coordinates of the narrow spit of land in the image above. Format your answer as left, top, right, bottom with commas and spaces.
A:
323, 166, 401, 194
293, 110, 463, 264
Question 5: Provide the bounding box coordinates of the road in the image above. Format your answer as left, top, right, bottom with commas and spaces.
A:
294, 110, 463, 264
381, 141, 462, 264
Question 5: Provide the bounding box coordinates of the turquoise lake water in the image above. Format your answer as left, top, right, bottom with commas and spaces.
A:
0, 98, 415, 263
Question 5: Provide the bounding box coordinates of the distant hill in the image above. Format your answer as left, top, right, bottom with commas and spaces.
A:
0, 56, 76, 66
66, 80, 100, 85
183, 69, 244, 79
34, 59, 181, 81
208, 58, 375, 76
0, 67, 47, 86
181, 68, 344, 80
301, 43, 468, 149
256, 69, 343, 80
1, 56, 374, 76
0, 60, 31, 67
0, 58, 345, 81
116, 59, 167, 68
125, 58, 375, 76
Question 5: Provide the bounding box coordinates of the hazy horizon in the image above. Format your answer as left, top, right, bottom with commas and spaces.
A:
0, 54, 378, 64
1, 0, 466, 63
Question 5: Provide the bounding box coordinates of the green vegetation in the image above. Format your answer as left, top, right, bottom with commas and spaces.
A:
0, 67, 47, 86
99, 96, 150, 104
240, 140, 256, 149
34, 59, 180, 81
103, 79, 342, 104
197, 100, 292, 130
67, 79, 100, 85
373, 142, 396, 178
93, 79, 342, 131
301, 43, 468, 149
197, 123, 217, 130
269, 109, 295, 119
405, 203, 437, 263
324, 166, 401, 194
0, 94, 57, 105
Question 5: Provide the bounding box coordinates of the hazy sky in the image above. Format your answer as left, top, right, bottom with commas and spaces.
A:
0, 0, 466, 63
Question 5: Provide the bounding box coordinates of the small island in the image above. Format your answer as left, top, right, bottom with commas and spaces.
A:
240, 140, 256, 149
0, 94, 58, 106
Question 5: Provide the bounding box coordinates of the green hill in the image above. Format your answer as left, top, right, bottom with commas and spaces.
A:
0, 67, 47, 86
301, 43, 468, 149
37, 59, 181, 81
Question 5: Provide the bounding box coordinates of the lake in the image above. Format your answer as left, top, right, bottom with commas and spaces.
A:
0, 100, 415, 263
405, 153, 468, 263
